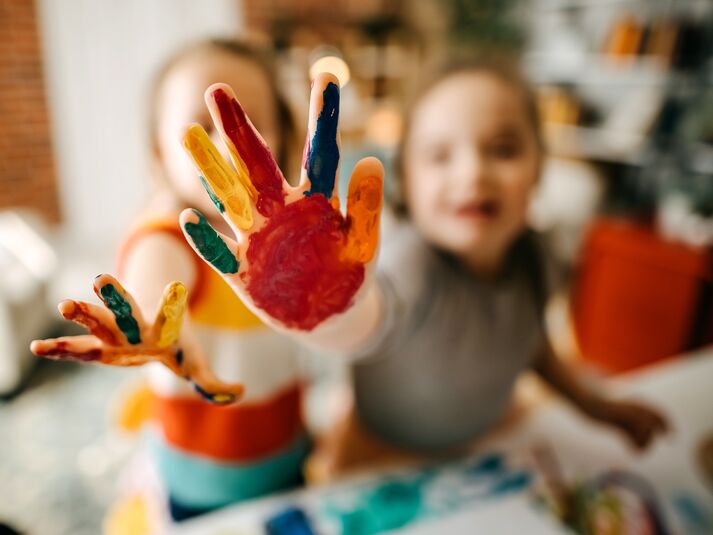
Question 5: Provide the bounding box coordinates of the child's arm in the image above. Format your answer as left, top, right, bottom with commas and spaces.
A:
178, 73, 386, 354
31, 235, 245, 404
533, 342, 669, 450
119, 231, 244, 402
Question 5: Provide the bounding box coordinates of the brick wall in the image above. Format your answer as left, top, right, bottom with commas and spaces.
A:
0, 0, 60, 222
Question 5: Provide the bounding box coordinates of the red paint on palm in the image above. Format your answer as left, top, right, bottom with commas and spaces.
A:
244, 195, 364, 330
212, 88, 285, 217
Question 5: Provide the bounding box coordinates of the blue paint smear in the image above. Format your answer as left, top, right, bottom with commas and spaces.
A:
486, 470, 532, 497
672, 493, 712, 533
266, 506, 316, 535
465, 452, 505, 478
306, 82, 340, 198
327, 476, 429, 535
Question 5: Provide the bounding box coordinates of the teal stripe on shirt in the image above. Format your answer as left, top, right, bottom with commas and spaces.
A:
147, 432, 309, 509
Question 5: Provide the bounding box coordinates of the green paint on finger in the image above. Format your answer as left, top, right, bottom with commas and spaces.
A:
99, 284, 141, 344
199, 175, 224, 213
184, 209, 239, 274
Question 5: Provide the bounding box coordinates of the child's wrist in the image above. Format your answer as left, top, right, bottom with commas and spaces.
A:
293, 281, 383, 354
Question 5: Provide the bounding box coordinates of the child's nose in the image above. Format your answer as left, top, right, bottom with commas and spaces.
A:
455, 149, 488, 187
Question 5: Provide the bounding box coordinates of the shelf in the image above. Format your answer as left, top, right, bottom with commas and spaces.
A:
544, 123, 645, 164
534, 0, 712, 12
525, 52, 671, 87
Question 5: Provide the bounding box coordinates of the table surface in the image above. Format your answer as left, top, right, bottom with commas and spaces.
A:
176, 349, 713, 535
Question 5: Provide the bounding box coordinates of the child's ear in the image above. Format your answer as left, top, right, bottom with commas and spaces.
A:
151, 137, 162, 162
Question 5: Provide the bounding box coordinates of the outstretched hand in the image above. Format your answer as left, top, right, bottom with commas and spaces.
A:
31, 274, 244, 404
591, 398, 669, 450
180, 73, 384, 332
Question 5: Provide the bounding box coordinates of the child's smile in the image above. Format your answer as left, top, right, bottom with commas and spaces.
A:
452, 197, 502, 223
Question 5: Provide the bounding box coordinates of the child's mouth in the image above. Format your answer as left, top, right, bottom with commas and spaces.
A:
454, 199, 501, 221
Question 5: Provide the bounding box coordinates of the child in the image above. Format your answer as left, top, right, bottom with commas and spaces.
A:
175, 63, 668, 473
33, 39, 309, 523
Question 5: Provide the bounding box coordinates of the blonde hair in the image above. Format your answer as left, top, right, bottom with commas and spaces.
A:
148, 38, 297, 173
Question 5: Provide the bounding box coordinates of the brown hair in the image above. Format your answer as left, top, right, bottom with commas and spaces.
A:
148, 37, 297, 176
392, 57, 544, 215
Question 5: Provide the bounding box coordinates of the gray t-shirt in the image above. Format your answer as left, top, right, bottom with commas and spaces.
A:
352, 221, 559, 452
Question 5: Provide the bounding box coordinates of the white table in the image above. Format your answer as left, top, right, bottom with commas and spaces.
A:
175, 349, 713, 535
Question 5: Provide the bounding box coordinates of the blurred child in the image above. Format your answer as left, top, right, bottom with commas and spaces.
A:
35, 39, 309, 526
175, 62, 668, 478
309, 61, 671, 478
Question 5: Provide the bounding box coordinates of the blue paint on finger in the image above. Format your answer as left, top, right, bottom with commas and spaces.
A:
306, 82, 339, 199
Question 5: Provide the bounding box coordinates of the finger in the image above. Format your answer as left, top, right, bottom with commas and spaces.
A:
650, 409, 670, 433
31, 335, 103, 362
301, 73, 341, 201
58, 300, 124, 346
205, 83, 286, 218
180, 208, 240, 277
32, 335, 175, 367
152, 281, 188, 348
183, 124, 254, 231
180, 349, 244, 405
192, 373, 245, 405
93, 274, 147, 345
634, 426, 653, 449
344, 157, 384, 264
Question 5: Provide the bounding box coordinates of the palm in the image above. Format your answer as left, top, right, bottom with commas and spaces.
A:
180, 74, 383, 331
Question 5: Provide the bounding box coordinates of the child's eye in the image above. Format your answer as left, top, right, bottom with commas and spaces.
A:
425, 147, 451, 165
487, 141, 520, 159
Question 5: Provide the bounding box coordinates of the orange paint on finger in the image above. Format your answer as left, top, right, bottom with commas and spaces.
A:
33, 340, 102, 362
345, 175, 382, 263
59, 300, 122, 345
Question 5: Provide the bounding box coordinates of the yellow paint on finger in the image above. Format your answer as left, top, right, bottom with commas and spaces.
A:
225, 143, 258, 200
211, 393, 235, 404
183, 125, 254, 230
156, 282, 187, 348
345, 175, 382, 263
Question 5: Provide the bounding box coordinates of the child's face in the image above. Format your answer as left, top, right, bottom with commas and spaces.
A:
156, 50, 280, 216
403, 72, 540, 270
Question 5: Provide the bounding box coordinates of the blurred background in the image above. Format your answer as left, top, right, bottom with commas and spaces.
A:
1, 0, 712, 533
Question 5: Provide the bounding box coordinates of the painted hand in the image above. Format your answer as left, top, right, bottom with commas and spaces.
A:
30, 274, 244, 404
180, 73, 384, 331
592, 398, 669, 450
